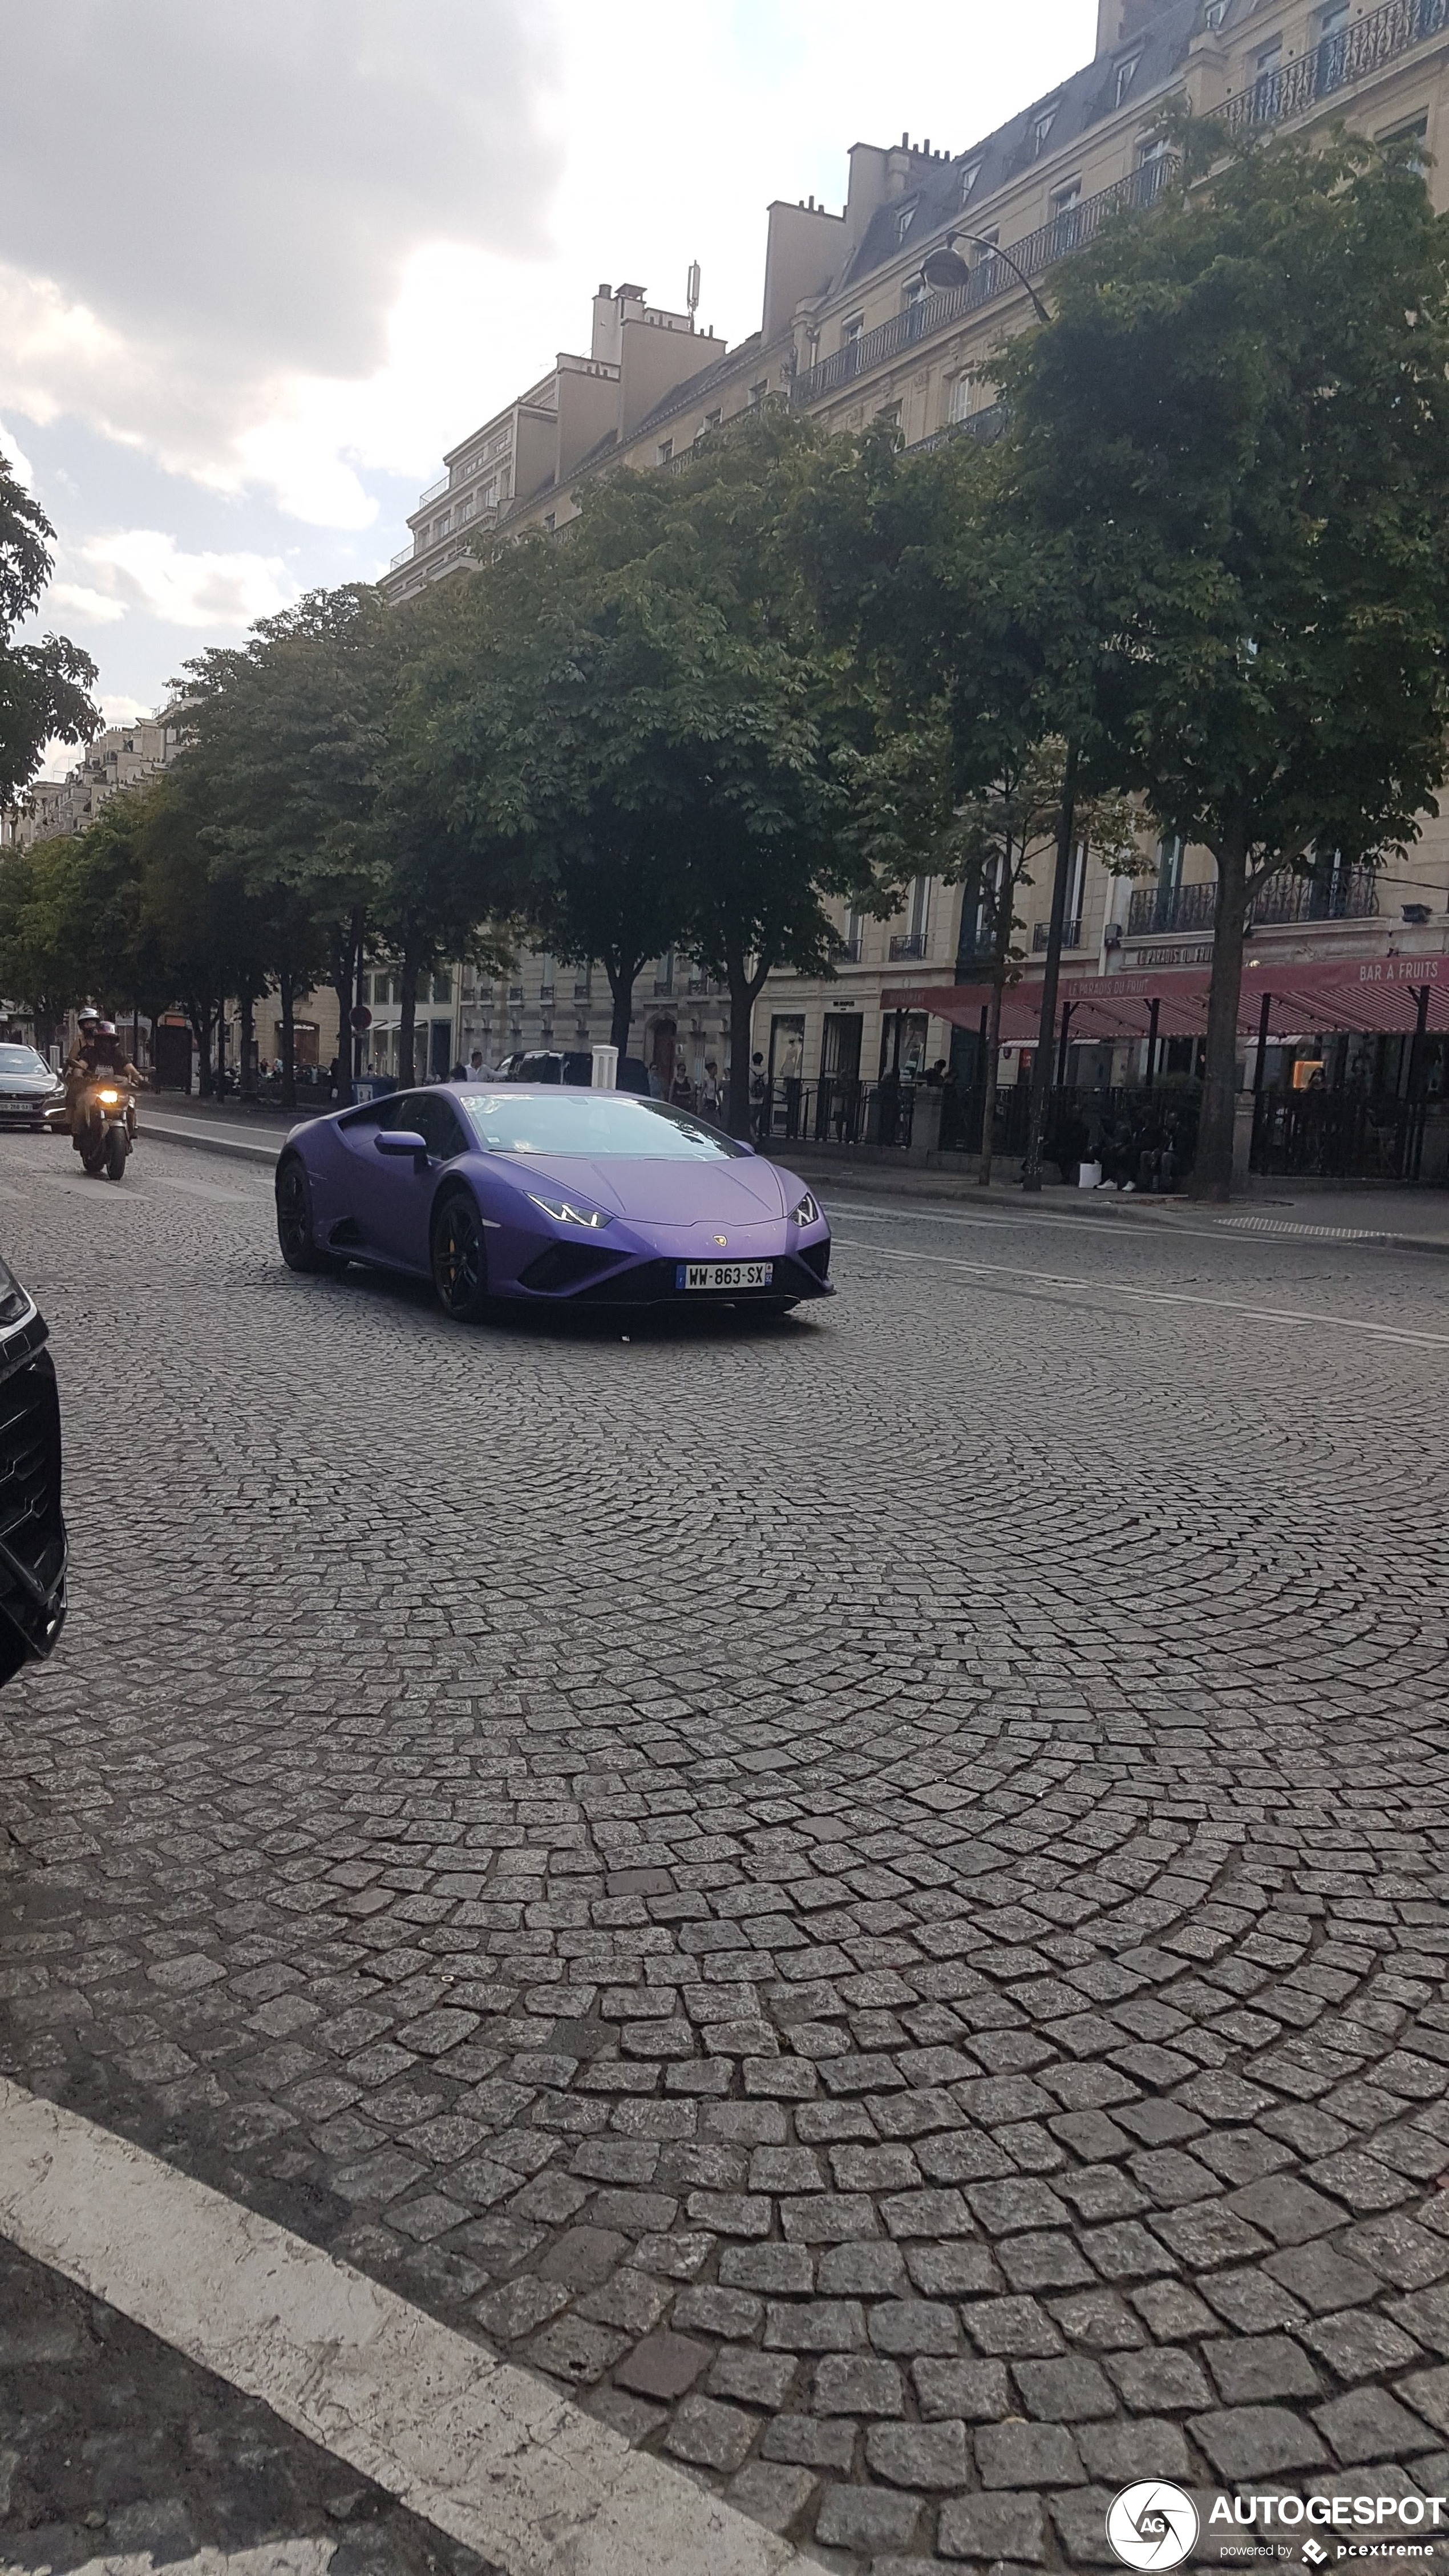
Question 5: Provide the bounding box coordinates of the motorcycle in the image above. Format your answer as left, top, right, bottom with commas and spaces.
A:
74, 1079, 136, 1182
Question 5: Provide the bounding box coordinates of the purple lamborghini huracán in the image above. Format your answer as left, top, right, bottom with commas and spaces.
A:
274, 1085, 834, 1323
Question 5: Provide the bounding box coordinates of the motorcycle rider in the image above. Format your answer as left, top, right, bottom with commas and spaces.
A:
66, 1017, 141, 1158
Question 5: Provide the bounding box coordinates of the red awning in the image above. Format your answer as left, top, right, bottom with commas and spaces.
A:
884, 954, 1449, 1042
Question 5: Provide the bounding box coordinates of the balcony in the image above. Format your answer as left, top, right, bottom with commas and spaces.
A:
1129, 870, 1380, 935
889, 932, 929, 962
1221, 0, 1447, 135
1033, 917, 1083, 950
791, 155, 1175, 410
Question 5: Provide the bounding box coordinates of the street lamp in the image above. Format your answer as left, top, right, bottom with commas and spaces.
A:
916, 232, 1050, 326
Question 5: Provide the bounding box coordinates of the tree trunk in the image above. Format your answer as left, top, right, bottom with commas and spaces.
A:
606, 955, 638, 1057
399, 945, 418, 1087
977, 844, 1013, 1189
240, 991, 257, 1099
1021, 744, 1079, 1193
724, 946, 767, 1139
1192, 828, 1250, 1202
280, 967, 297, 1109
190, 999, 214, 1097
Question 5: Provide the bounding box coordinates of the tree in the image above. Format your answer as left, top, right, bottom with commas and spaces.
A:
424, 412, 894, 1128
171, 588, 392, 1103
997, 120, 1449, 1197
0, 451, 99, 805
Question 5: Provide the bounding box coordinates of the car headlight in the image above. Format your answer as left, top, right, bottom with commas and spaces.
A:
527, 1192, 613, 1229
788, 1190, 821, 1225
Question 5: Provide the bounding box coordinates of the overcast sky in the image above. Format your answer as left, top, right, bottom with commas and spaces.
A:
2, 0, 1096, 765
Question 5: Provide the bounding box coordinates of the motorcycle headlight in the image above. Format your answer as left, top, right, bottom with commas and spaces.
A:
788, 1190, 821, 1225
527, 1192, 613, 1230
96, 1088, 122, 1106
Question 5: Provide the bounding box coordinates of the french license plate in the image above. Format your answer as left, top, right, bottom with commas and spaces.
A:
676, 1261, 774, 1292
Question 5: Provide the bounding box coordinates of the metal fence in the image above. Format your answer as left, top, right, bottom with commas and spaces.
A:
1128, 868, 1379, 937
1252, 1088, 1429, 1180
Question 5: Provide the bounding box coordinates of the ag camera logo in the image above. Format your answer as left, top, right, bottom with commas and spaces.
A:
1108, 2481, 1201, 2570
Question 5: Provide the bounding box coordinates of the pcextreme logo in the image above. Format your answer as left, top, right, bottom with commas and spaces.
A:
1108, 2483, 1201, 2570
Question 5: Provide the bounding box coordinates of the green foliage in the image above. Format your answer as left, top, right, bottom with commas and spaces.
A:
995, 119, 1449, 1190
0, 451, 99, 803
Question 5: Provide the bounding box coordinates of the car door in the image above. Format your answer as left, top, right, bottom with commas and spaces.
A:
373, 1089, 472, 1272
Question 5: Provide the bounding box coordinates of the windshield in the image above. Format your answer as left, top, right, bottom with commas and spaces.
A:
462, 1092, 748, 1160
0, 1046, 46, 1076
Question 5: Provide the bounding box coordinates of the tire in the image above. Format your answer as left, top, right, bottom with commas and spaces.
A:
80, 1143, 105, 1176
276, 1155, 342, 1275
431, 1190, 490, 1322
104, 1126, 128, 1181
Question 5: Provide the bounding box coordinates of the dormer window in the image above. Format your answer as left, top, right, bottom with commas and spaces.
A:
1114, 52, 1142, 104
1031, 106, 1058, 153
897, 203, 917, 241
959, 162, 982, 203
1203, 0, 1228, 27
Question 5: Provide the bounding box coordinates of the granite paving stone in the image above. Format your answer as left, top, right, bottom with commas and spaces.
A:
4, 1137, 1449, 2572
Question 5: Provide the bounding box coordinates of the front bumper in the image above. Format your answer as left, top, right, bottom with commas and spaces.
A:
0, 1096, 67, 1128
0, 1311, 67, 1669
513, 1240, 834, 1305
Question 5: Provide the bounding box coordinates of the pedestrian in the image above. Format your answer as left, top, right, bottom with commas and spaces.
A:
699, 1058, 723, 1120
670, 1062, 695, 1109
449, 1060, 467, 1082
466, 1048, 491, 1083
750, 1051, 769, 1139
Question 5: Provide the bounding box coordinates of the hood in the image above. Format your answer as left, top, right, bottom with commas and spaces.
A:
504, 1153, 788, 1224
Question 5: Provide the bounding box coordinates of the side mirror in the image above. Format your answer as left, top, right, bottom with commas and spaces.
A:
375, 1130, 428, 1165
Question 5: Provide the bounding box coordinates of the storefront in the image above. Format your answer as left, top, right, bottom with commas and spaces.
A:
885, 956, 1449, 1182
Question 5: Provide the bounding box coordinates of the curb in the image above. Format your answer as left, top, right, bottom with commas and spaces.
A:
144, 1117, 280, 1169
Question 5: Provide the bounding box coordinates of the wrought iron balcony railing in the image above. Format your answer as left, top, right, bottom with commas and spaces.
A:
1221, 0, 1447, 135
1033, 916, 1084, 950
1130, 869, 1381, 936
790, 155, 1175, 410
889, 931, 930, 961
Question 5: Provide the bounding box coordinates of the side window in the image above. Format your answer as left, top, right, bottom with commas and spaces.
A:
377, 1091, 423, 1133
414, 1095, 467, 1160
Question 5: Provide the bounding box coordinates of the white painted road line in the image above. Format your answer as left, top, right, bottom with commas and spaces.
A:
832, 1235, 1449, 1350
2, 2547, 338, 2576
0, 2080, 804, 2576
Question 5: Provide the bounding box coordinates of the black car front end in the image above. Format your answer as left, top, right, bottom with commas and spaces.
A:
0, 1258, 66, 1681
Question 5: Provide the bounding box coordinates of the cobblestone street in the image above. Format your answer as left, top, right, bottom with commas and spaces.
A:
2, 1132, 1448, 2571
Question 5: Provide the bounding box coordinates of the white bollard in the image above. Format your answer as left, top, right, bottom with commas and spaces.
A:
591, 1044, 618, 1091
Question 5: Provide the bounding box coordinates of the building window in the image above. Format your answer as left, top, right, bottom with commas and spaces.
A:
897, 203, 917, 241
1138, 131, 1171, 165
958, 161, 982, 202
841, 315, 863, 347
1051, 179, 1082, 215
749, 379, 768, 405
1381, 111, 1429, 152
844, 908, 864, 961
543, 511, 556, 530
539, 958, 555, 1002
948, 371, 973, 422
1114, 54, 1141, 105
657, 437, 673, 463
1203, 0, 1229, 26
432, 972, 454, 1005
1253, 37, 1282, 78
902, 277, 925, 308
654, 950, 675, 996
703, 407, 722, 428
1032, 106, 1058, 153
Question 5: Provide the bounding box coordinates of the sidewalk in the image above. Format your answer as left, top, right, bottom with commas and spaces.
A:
137, 1090, 1449, 1252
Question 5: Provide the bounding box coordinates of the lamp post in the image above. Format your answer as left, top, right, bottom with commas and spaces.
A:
917, 233, 1051, 326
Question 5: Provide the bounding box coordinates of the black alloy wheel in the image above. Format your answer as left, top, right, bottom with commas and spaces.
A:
431, 1191, 489, 1322
276, 1155, 342, 1275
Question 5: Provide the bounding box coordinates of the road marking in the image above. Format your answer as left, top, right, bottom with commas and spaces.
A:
2, 2547, 338, 2576
1219, 1215, 1391, 1242
832, 1234, 1449, 1349
0, 2079, 801, 2576
823, 1198, 1419, 1254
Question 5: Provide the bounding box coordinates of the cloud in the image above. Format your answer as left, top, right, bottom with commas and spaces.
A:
80, 532, 297, 630
0, 412, 34, 486
0, 0, 560, 510
46, 579, 127, 624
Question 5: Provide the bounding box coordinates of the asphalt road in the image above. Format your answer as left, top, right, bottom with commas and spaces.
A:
2, 1129, 1447, 2572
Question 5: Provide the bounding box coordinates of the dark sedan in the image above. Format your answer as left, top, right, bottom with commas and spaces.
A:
0, 1253, 67, 1683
